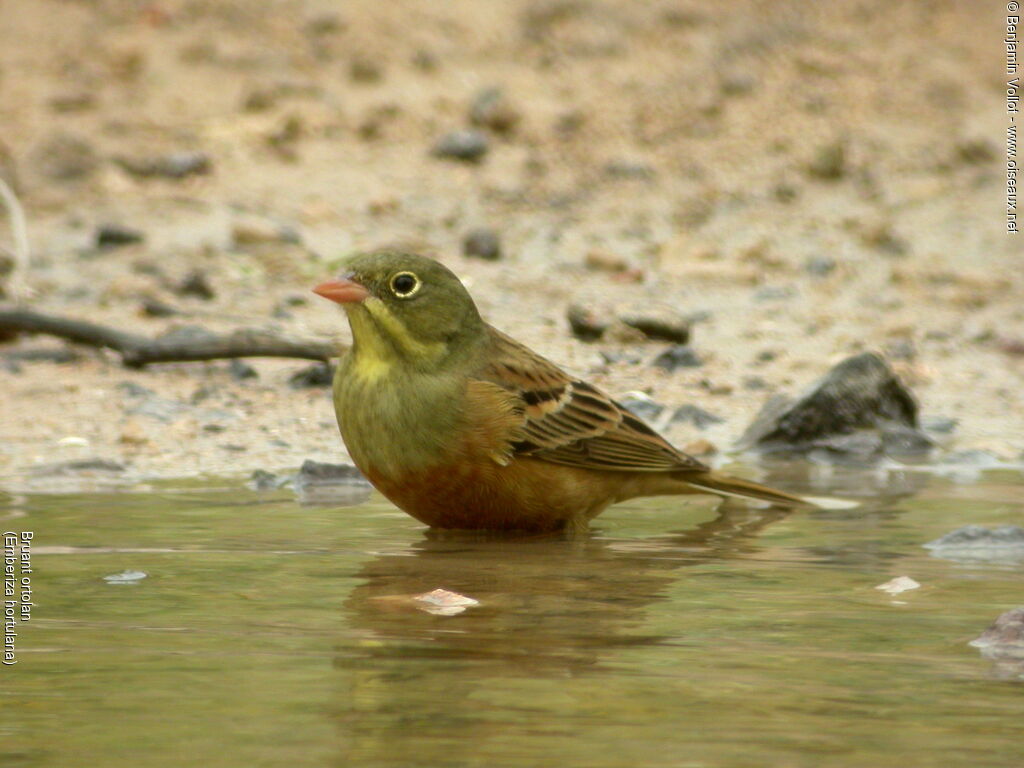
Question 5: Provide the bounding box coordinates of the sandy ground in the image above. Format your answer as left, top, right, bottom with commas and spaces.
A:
0, 0, 1021, 492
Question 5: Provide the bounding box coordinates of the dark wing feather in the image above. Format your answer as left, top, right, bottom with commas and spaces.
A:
475, 327, 707, 473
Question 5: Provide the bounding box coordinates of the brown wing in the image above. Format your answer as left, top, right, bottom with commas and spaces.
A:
474, 327, 707, 473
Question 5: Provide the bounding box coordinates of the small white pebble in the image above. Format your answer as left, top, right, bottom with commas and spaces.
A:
104, 570, 147, 584
57, 436, 90, 447
413, 588, 480, 616
875, 575, 920, 595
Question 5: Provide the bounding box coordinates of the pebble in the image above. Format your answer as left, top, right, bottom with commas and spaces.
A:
248, 469, 283, 491
567, 304, 608, 342
583, 251, 631, 273
619, 393, 665, 423
176, 269, 216, 301
289, 362, 335, 388
875, 576, 920, 596
603, 160, 655, 180
413, 588, 480, 616
35, 132, 98, 180
49, 91, 97, 113
4, 347, 82, 364
469, 87, 520, 134
924, 525, 1024, 563
231, 214, 301, 247
292, 459, 371, 506
682, 439, 717, 456
671, 404, 723, 429
652, 345, 702, 372
462, 227, 502, 260
618, 311, 691, 344
229, 359, 258, 381
806, 139, 847, 180
116, 151, 211, 179
104, 570, 147, 584
141, 297, 180, 317
349, 56, 383, 83
31, 458, 126, 476
431, 130, 489, 163
970, 607, 1024, 658
921, 415, 957, 433
956, 138, 997, 164
96, 223, 145, 249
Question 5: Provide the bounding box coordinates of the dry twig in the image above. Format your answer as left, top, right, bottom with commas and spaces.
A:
0, 306, 341, 368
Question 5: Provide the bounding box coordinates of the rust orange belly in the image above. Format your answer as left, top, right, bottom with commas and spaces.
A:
359, 455, 629, 532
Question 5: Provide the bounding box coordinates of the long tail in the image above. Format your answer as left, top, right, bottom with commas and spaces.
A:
683, 471, 857, 510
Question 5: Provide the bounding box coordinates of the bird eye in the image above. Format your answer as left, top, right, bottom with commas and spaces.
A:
390, 271, 421, 298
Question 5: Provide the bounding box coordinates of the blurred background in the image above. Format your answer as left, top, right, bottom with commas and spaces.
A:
0, 0, 1019, 482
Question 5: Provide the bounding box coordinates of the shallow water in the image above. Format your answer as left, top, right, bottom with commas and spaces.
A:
2, 466, 1023, 768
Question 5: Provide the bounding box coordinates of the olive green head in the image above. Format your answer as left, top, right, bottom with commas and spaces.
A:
313, 250, 485, 370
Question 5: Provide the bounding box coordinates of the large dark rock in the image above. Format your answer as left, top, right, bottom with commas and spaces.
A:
738, 352, 934, 458
970, 607, 1024, 679
924, 526, 1024, 564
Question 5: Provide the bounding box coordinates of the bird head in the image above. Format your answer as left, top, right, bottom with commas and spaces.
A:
313, 250, 485, 370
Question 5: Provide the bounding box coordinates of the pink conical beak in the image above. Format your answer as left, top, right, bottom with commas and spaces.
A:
312, 277, 370, 304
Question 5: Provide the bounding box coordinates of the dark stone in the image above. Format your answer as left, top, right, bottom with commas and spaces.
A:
753, 285, 796, 302
115, 151, 211, 179
96, 223, 145, 249
738, 352, 934, 458
603, 160, 655, 180
469, 87, 520, 134
599, 349, 643, 366
956, 138, 997, 165
295, 459, 366, 484
289, 362, 335, 388
743, 375, 768, 390
619, 395, 664, 423
804, 255, 836, 277
922, 415, 957, 433
881, 424, 935, 454
670, 404, 723, 429
4, 347, 81, 364
31, 458, 126, 476
349, 57, 383, 83
970, 607, 1024, 679
49, 91, 97, 113
971, 607, 1024, 659
885, 339, 916, 361
652, 345, 702, 372
719, 71, 756, 96
773, 183, 799, 203
141, 297, 180, 317
432, 130, 489, 163
926, 526, 1024, 561
117, 381, 156, 398
567, 304, 608, 342
462, 227, 502, 260
35, 133, 98, 180
176, 269, 216, 300
228, 359, 258, 381
248, 469, 283, 491
619, 314, 690, 344
292, 459, 371, 505
944, 449, 1003, 466
806, 139, 847, 180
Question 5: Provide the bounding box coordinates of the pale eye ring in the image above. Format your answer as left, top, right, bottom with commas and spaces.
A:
390, 271, 421, 298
